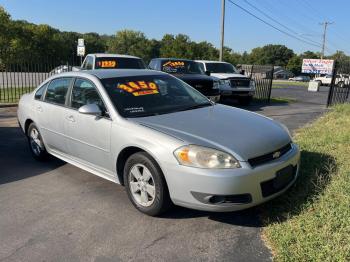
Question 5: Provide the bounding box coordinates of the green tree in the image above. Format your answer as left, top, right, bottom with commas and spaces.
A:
300, 50, 319, 59
286, 55, 302, 75
159, 34, 194, 58
107, 30, 154, 62
249, 44, 294, 66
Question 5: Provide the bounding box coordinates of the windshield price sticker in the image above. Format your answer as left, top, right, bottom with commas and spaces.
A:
118, 81, 159, 96
162, 61, 185, 68
98, 60, 117, 68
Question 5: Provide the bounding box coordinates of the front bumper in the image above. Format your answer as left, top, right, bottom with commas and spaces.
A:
164, 143, 300, 212
221, 89, 255, 97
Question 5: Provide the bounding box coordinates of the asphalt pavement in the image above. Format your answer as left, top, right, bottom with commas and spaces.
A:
0, 84, 328, 262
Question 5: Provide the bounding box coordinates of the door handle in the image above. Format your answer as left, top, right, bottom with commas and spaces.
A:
66, 115, 75, 122
36, 106, 43, 112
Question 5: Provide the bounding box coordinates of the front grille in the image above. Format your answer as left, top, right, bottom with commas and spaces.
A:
261, 165, 297, 197
185, 80, 213, 90
229, 78, 250, 87
248, 143, 292, 168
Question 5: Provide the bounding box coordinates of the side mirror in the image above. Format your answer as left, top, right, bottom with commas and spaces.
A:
78, 104, 102, 116
239, 69, 245, 75
205, 70, 211, 76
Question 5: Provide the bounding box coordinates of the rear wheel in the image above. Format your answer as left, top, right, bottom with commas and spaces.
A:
27, 123, 49, 161
124, 152, 172, 216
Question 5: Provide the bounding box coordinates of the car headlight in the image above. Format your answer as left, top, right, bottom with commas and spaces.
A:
174, 145, 241, 169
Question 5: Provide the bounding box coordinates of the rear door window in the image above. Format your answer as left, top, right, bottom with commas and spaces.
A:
44, 78, 72, 105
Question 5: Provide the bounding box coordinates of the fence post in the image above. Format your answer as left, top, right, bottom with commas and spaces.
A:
267, 65, 274, 103
326, 61, 338, 107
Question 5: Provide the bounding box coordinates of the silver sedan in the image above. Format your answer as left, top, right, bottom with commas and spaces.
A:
17, 69, 300, 216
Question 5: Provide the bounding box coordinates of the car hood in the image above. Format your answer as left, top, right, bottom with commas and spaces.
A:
132, 104, 291, 161
172, 73, 214, 82
210, 73, 248, 79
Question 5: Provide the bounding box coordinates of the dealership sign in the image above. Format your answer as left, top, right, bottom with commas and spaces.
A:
302, 59, 334, 74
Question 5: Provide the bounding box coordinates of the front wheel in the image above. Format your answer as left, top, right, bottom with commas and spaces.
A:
27, 123, 49, 161
124, 152, 172, 216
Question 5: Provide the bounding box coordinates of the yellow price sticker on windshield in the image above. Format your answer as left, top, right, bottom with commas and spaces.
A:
98, 60, 117, 68
162, 61, 185, 68
118, 81, 159, 96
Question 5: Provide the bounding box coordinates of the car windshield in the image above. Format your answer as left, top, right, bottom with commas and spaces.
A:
101, 74, 212, 118
205, 62, 238, 73
161, 60, 204, 74
95, 57, 146, 69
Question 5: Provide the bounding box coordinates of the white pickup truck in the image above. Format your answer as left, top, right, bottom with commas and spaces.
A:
314, 74, 350, 87
195, 60, 255, 105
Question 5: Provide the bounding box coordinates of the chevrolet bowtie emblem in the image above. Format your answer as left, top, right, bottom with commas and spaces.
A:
273, 151, 281, 159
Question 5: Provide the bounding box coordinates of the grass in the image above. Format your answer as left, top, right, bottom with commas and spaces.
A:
0, 87, 34, 103
273, 81, 309, 88
262, 104, 350, 261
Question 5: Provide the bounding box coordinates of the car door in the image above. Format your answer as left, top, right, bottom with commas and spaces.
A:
64, 77, 112, 172
38, 77, 73, 154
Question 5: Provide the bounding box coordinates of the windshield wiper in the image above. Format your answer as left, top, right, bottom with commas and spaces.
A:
177, 103, 213, 112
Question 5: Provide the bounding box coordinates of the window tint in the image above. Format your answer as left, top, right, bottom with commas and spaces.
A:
44, 78, 72, 105
35, 83, 48, 100
70, 78, 105, 111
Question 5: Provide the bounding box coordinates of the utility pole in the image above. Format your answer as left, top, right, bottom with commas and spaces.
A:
320, 21, 333, 59
219, 0, 225, 61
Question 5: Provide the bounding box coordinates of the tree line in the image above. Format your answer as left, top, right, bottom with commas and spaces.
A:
0, 6, 349, 74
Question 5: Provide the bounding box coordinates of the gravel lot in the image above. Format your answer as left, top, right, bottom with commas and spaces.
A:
0, 84, 328, 262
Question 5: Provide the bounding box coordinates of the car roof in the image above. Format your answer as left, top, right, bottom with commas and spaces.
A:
195, 60, 232, 64
88, 53, 141, 59
56, 69, 168, 80
151, 58, 194, 62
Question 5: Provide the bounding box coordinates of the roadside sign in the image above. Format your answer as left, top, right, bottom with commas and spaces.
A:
78, 38, 85, 46
302, 59, 334, 74
77, 46, 85, 56
308, 81, 320, 92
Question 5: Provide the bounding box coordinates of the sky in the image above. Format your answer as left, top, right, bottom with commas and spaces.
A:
0, 0, 349, 55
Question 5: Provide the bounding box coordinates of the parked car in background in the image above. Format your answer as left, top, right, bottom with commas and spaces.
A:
288, 76, 310, 82
50, 65, 80, 74
314, 74, 349, 87
17, 69, 300, 216
195, 60, 255, 105
148, 58, 220, 102
81, 54, 146, 70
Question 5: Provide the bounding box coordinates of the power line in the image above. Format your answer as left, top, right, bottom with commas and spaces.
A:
242, 0, 322, 47
227, 0, 322, 48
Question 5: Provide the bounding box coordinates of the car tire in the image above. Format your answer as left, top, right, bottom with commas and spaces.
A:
27, 123, 49, 161
238, 96, 253, 106
124, 152, 172, 216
